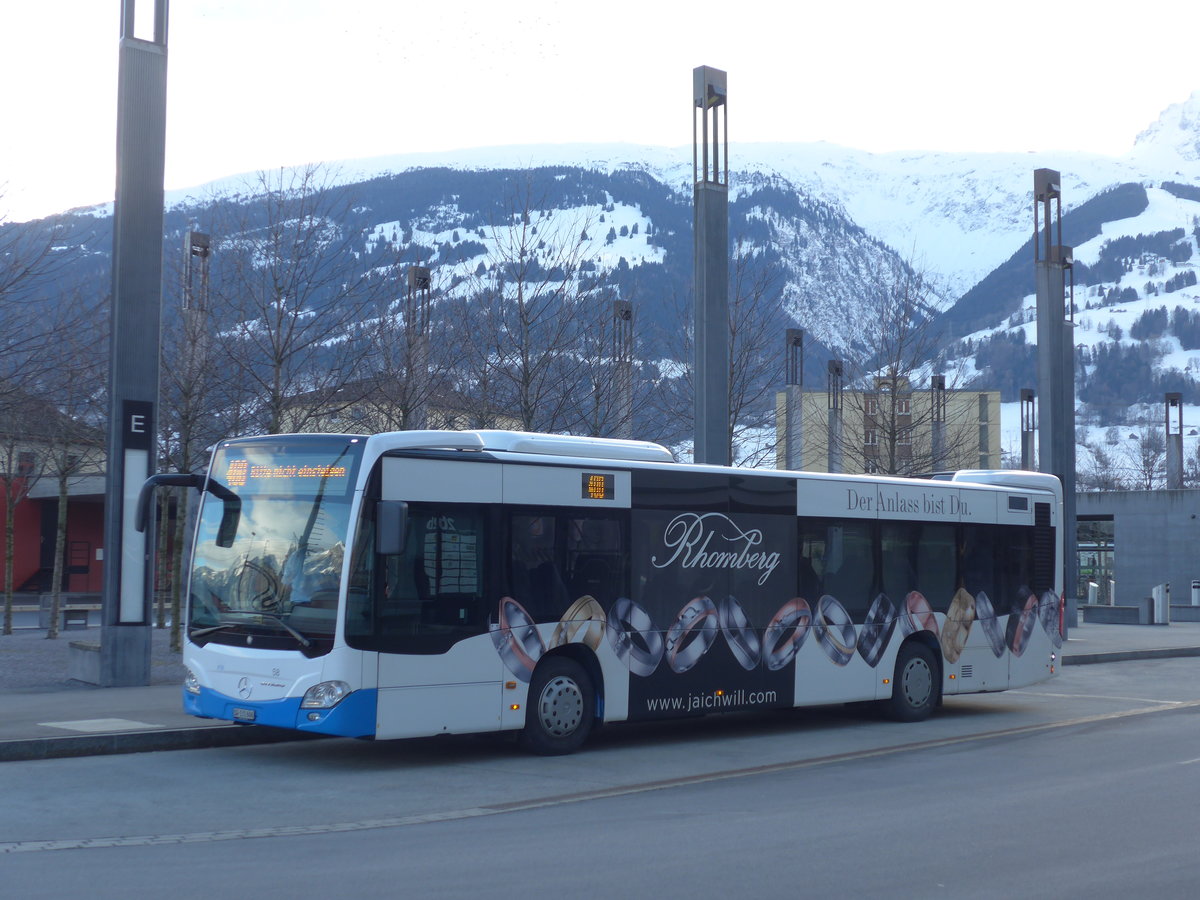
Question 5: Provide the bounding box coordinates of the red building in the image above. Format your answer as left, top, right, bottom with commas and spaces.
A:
2, 473, 105, 595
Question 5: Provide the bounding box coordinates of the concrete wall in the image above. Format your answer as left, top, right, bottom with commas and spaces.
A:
1077, 490, 1200, 610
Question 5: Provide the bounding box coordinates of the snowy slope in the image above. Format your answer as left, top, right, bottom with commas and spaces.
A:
156, 91, 1200, 313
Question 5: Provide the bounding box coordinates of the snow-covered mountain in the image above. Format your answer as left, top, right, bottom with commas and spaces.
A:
236, 90, 1192, 302
30, 89, 1200, 439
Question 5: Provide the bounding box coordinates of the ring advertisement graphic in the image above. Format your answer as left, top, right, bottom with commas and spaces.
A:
1038, 590, 1063, 648
665, 595, 720, 674
974, 590, 1006, 658
1006, 593, 1038, 656
942, 588, 976, 664
899, 591, 939, 638
606, 597, 665, 677
815, 595, 857, 666
718, 595, 762, 671
856, 593, 897, 668
490, 596, 545, 682
550, 595, 607, 651
763, 597, 812, 671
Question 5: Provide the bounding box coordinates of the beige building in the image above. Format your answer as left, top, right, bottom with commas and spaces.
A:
775, 382, 1001, 475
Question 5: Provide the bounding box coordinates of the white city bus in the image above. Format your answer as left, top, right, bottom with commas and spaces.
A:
141, 430, 1064, 754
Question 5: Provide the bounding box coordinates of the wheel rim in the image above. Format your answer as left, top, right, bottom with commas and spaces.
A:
900, 656, 933, 708
536, 675, 584, 737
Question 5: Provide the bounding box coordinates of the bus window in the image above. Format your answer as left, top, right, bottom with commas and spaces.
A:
821, 521, 875, 619
508, 514, 567, 622
880, 523, 919, 604
997, 526, 1035, 611
347, 503, 488, 654
565, 516, 625, 607
914, 523, 956, 610
960, 525, 998, 599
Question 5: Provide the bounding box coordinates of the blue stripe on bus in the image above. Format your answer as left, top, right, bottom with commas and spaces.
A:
183, 686, 378, 738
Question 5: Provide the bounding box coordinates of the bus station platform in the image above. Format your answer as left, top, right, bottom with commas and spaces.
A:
3, 618, 1200, 763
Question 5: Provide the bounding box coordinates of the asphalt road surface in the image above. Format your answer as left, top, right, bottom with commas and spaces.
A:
4, 658, 1200, 899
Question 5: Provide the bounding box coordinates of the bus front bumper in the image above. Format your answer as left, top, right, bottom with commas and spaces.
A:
184, 685, 378, 738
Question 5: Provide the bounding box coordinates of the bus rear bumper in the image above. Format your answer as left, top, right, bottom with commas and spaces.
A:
183, 686, 378, 738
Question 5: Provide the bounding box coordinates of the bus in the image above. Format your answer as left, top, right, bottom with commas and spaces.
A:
140, 429, 1064, 755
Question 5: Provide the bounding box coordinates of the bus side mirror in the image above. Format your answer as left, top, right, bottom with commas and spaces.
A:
376, 500, 408, 555
135, 472, 241, 548
137, 473, 204, 532
215, 501, 241, 549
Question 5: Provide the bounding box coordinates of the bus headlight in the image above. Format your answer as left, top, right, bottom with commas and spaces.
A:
301, 681, 351, 708
184, 668, 201, 695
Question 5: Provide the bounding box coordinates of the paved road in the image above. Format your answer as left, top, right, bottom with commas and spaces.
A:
3, 656, 1200, 897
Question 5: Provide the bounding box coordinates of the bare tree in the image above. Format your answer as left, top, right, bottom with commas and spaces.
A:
1078, 441, 1126, 492
451, 180, 603, 434
570, 293, 652, 440
156, 237, 229, 649
346, 265, 469, 433
1184, 440, 1200, 489
208, 165, 385, 435
0, 202, 76, 395
807, 256, 978, 476
1123, 425, 1166, 490
37, 302, 105, 640
0, 201, 84, 633
0, 394, 43, 635
651, 240, 788, 464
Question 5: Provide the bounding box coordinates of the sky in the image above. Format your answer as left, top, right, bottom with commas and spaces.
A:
2, 0, 1198, 222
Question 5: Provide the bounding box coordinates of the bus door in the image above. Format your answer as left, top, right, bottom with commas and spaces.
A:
369, 499, 503, 740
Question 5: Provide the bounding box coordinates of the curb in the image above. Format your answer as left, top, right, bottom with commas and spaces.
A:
0, 724, 319, 764
1061, 646, 1200, 666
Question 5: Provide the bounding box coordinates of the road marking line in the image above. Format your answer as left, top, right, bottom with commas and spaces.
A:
1013, 691, 1187, 704
37, 719, 165, 733
6, 698, 1200, 855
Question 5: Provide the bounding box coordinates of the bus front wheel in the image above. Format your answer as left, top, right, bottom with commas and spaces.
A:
883, 641, 938, 722
521, 657, 595, 755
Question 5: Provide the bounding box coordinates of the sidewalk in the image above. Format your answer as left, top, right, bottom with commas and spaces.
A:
3, 619, 1200, 763
0, 625, 307, 762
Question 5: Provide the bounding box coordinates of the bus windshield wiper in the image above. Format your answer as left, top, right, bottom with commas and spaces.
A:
189, 623, 237, 638
213, 610, 312, 648
259, 613, 312, 648
189, 615, 311, 648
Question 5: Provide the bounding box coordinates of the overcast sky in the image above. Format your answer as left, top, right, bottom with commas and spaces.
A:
2, 0, 1197, 221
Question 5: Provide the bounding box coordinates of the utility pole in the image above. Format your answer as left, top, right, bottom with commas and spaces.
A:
930, 374, 946, 472
1020, 388, 1036, 470
692, 65, 729, 465
406, 266, 431, 430
1166, 392, 1184, 489
100, 0, 169, 686
1033, 168, 1077, 621
781, 328, 804, 470
613, 300, 634, 440
827, 360, 844, 474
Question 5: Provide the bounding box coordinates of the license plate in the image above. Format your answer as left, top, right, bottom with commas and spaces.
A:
232, 707, 257, 722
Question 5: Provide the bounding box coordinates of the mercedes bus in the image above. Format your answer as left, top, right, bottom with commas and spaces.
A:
140, 429, 1063, 754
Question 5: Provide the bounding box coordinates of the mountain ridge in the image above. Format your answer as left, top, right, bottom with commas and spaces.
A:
17, 90, 1200, 436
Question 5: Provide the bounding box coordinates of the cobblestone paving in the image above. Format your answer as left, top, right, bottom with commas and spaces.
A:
0, 626, 185, 691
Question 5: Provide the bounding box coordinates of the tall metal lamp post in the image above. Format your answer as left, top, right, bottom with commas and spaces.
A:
692, 65, 729, 465
1034, 168, 1077, 626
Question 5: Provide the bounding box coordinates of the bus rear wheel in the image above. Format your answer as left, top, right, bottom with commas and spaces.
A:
521, 657, 595, 755
883, 641, 938, 722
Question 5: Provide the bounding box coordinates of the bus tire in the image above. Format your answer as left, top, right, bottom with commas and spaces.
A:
520, 657, 595, 755
883, 641, 938, 722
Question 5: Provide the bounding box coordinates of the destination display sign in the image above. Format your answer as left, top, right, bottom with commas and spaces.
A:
216, 446, 358, 496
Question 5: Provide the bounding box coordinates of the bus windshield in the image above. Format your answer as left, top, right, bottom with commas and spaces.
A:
188, 435, 365, 656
